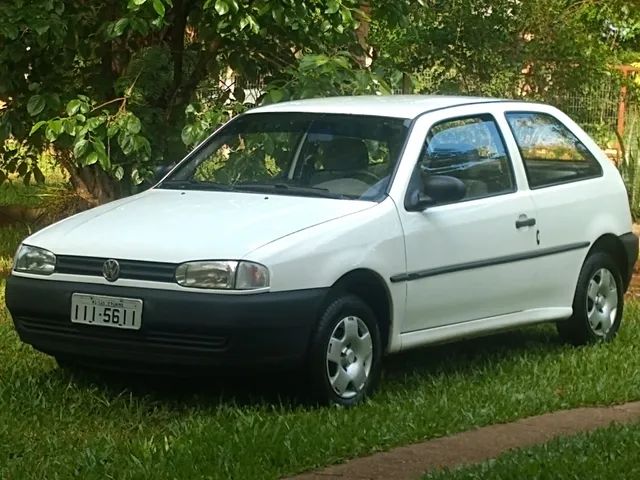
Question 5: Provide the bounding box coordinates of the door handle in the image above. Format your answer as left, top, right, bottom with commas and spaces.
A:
515, 216, 536, 229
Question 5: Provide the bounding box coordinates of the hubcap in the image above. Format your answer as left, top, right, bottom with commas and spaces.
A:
326, 316, 373, 399
586, 268, 618, 337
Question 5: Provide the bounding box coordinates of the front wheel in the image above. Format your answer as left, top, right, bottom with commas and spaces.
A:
557, 251, 624, 345
307, 295, 382, 406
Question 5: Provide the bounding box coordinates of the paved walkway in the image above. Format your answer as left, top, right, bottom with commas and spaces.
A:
288, 401, 640, 480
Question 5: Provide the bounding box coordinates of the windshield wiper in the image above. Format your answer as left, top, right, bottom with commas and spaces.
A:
157, 180, 235, 191
234, 182, 352, 199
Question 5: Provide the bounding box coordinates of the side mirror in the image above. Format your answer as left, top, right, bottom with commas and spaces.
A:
406, 175, 466, 211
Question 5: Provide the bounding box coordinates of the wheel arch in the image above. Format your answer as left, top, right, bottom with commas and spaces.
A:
588, 234, 630, 289
323, 269, 394, 353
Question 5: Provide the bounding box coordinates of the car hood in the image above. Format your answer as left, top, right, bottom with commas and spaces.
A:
27, 189, 375, 263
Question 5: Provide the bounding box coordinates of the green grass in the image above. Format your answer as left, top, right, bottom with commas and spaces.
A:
0, 154, 69, 208
2, 291, 640, 479
424, 422, 640, 479
0, 182, 55, 207
0, 225, 29, 274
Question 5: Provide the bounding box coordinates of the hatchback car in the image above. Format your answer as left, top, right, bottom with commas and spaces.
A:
7, 95, 638, 405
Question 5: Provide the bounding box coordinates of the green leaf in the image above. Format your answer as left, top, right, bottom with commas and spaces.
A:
107, 123, 119, 138
73, 139, 89, 158
63, 118, 77, 135
84, 151, 99, 166
267, 89, 284, 103
29, 121, 47, 136
66, 99, 82, 116
134, 136, 151, 156
133, 0, 147, 5
130, 17, 150, 34
92, 139, 110, 169
215, 0, 229, 15
131, 168, 143, 185
86, 116, 106, 131
27, 95, 46, 116
152, 0, 165, 16
114, 166, 125, 181
118, 132, 136, 155
112, 18, 130, 37
45, 119, 63, 141
181, 124, 198, 146
126, 115, 142, 134
326, 0, 340, 14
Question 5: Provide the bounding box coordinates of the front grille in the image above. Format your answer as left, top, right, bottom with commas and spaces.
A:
56, 255, 177, 283
17, 317, 229, 353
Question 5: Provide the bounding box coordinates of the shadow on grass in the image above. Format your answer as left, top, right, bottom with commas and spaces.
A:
383, 323, 562, 378
40, 322, 566, 409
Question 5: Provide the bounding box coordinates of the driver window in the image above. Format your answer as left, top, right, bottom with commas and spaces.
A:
419, 115, 515, 203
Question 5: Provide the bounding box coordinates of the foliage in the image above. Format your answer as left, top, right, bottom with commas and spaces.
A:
617, 129, 640, 221
2, 0, 640, 205
371, 0, 616, 98
263, 53, 393, 103
0, 0, 400, 205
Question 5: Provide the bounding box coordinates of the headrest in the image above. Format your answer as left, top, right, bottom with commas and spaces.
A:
323, 138, 369, 170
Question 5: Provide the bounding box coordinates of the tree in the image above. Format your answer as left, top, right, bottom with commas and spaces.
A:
1, 0, 402, 206
370, 0, 619, 98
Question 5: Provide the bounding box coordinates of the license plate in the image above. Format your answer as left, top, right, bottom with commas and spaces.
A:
71, 294, 143, 330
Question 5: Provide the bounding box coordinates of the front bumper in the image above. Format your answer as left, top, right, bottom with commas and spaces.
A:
6, 276, 328, 372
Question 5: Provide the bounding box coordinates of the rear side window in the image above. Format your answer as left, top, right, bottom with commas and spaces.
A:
506, 112, 602, 189
418, 115, 515, 203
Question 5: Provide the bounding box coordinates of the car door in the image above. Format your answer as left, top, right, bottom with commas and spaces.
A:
392, 107, 540, 333
503, 109, 605, 310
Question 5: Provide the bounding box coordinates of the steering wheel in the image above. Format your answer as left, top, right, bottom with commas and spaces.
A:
351, 170, 381, 184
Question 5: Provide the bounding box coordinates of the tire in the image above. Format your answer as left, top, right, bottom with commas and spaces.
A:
307, 294, 382, 406
557, 251, 624, 345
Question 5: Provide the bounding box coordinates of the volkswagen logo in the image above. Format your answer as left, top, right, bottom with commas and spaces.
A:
102, 259, 120, 282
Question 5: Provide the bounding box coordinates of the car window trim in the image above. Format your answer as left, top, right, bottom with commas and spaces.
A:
503, 110, 604, 190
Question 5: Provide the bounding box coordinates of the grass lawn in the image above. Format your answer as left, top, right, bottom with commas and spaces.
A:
424, 422, 640, 479
3, 213, 640, 478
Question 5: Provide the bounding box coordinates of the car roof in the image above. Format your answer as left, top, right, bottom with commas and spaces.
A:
248, 95, 506, 120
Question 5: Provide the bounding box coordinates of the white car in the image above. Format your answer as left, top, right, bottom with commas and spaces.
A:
7, 95, 638, 405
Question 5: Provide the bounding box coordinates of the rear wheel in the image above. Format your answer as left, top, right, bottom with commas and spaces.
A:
557, 251, 623, 345
307, 295, 382, 406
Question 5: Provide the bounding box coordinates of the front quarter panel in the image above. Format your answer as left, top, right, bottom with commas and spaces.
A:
245, 198, 407, 352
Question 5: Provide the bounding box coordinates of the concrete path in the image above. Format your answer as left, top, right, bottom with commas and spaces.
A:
288, 401, 640, 480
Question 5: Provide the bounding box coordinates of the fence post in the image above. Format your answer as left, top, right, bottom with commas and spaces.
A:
617, 71, 628, 142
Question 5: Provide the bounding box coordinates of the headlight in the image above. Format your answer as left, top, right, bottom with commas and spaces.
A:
175, 261, 269, 290
14, 245, 56, 275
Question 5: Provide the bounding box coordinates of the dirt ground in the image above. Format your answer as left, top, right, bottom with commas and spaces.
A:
626, 262, 640, 299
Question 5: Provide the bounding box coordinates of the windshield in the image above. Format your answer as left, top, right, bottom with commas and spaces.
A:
160, 112, 410, 201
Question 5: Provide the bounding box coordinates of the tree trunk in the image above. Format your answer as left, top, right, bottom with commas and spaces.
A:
355, 1, 372, 68
58, 151, 120, 207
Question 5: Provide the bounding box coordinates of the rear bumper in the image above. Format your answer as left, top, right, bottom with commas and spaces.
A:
619, 232, 639, 291
6, 276, 327, 372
